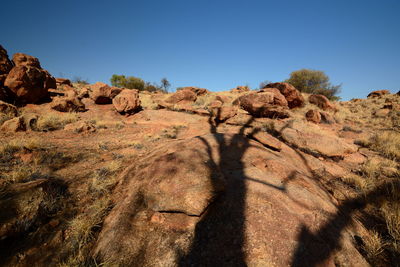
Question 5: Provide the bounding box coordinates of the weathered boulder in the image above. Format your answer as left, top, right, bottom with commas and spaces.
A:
305, 109, 321, 123
258, 88, 289, 107
237, 92, 290, 118
264, 82, 305, 108
178, 87, 209, 96
209, 100, 223, 109
0, 45, 13, 76
64, 121, 96, 133
50, 96, 86, 112
210, 106, 237, 122
165, 89, 197, 104
230, 86, 250, 93
55, 78, 72, 87
367, 90, 390, 98
93, 133, 367, 266
4, 53, 56, 104
309, 94, 336, 111
0, 116, 26, 132
278, 120, 357, 158
112, 89, 141, 114
89, 82, 122, 104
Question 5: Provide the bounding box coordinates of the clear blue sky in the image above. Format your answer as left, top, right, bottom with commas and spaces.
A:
2, 0, 399, 100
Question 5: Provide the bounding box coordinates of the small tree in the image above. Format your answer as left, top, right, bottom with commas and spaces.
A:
110, 74, 145, 91
160, 78, 171, 92
285, 69, 341, 100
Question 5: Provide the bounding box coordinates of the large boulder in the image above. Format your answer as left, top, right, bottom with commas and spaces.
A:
309, 94, 336, 111
178, 86, 209, 96
367, 90, 390, 98
264, 82, 305, 108
237, 92, 290, 118
4, 53, 56, 104
112, 89, 141, 114
165, 89, 197, 105
258, 88, 289, 107
89, 82, 122, 104
93, 133, 367, 266
50, 96, 86, 112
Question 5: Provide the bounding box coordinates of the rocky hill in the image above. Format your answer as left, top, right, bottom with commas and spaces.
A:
1, 46, 399, 266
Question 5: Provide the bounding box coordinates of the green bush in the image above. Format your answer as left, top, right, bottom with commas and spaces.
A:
110, 75, 168, 93
284, 69, 341, 100
110, 74, 145, 91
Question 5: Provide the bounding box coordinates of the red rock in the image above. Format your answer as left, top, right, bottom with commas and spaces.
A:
55, 78, 72, 87
215, 95, 230, 104
367, 90, 390, 98
231, 86, 250, 93
112, 89, 141, 114
309, 94, 336, 110
210, 106, 237, 122
50, 96, 86, 112
12, 53, 41, 68
0, 45, 13, 77
178, 86, 209, 96
305, 109, 321, 123
165, 89, 197, 104
89, 82, 122, 104
264, 82, 305, 108
0, 116, 26, 132
258, 88, 288, 107
64, 121, 96, 133
4, 53, 56, 104
238, 92, 290, 118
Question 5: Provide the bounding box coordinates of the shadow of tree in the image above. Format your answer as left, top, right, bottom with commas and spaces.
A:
178, 111, 399, 266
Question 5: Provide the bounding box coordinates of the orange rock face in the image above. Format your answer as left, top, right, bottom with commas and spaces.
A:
367, 90, 390, 98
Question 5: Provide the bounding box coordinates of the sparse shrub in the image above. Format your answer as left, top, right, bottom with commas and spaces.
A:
284, 69, 341, 100
72, 76, 89, 85
110, 74, 145, 90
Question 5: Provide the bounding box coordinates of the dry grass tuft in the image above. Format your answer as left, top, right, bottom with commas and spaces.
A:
37, 112, 80, 131
362, 230, 385, 262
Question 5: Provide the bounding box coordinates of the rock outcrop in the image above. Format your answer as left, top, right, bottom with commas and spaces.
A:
237, 92, 290, 118
4, 53, 56, 104
309, 94, 336, 111
0, 45, 13, 100
178, 87, 209, 96
165, 89, 197, 105
264, 82, 305, 108
89, 82, 122, 104
50, 96, 86, 112
55, 78, 72, 87
230, 86, 250, 93
112, 89, 141, 114
0, 116, 26, 132
93, 133, 367, 266
367, 90, 390, 98
305, 109, 321, 123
